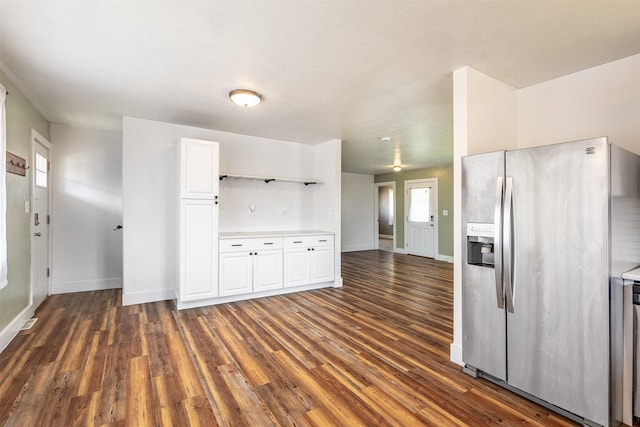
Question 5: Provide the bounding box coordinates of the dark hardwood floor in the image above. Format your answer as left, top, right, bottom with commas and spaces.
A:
0, 250, 577, 426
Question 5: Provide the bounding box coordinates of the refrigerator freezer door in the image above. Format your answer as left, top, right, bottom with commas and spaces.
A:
462, 151, 506, 380
505, 138, 610, 425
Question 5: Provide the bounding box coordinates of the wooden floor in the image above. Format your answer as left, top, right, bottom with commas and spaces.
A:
0, 251, 577, 426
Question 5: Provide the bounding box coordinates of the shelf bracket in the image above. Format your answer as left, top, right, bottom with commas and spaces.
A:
304, 182, 317, 186
219, 175, 228, 181
264, 179, 276, 183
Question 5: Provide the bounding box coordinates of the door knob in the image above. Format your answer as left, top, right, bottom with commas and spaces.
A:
34, 232, 41, 237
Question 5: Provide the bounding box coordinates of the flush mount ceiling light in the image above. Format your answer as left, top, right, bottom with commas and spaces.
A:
229, 89, 262, 107
381, 136, 392, 142
393, 165, 402, 172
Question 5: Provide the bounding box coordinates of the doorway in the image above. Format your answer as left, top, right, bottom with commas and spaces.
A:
404, 178, 438, 258
374, 182, 396, 252
30, 129, 52, 309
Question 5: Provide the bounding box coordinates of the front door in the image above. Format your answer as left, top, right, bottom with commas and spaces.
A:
405, 179, 436, 257
31, 132, 51, 309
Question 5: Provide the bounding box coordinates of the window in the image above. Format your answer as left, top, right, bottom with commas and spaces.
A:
35, 152, 47, 188
408, 187, 430, 222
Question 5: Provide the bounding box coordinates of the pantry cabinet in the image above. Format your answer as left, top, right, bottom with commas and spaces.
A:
177, 138, 219, 303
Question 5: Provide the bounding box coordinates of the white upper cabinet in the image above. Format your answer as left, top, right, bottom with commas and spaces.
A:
180, 138, 220, 199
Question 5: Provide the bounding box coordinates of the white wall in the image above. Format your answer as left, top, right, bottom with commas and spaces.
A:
519, 54, 640, 154
341, 173, 375, 252
50, 124, 123, 294
314, 139, 343, 286
451, 66, 518, 365
122, 117, 342, 305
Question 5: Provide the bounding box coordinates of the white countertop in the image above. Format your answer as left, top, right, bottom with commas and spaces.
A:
622, 267, 640, 281
219, 230, 334, 239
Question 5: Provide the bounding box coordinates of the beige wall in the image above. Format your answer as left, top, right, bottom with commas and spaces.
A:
375, 164, 453, 258
0, 71, 50, 334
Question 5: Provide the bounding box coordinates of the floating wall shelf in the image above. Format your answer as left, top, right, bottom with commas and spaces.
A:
219, 174, 323, 186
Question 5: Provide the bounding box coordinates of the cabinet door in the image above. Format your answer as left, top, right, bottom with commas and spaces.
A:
253, 250, 283, 292
284, 248, 310, 288
180, 138, 219, 199
219, 251, 253, 296
180, 200, 219, 301
310, 245, 334, 284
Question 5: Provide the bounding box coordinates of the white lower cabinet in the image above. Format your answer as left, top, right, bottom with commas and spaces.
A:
284, 235, 335, 288
219, 238, 283, 296
179, 199, 219, 301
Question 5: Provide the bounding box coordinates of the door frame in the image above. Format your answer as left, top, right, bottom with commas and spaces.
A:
30, 128, 52, 307
374, 181, 396, 252
404, 178, 438, 258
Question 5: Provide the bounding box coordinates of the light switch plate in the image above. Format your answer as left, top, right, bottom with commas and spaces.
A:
24, 201, 30, 213
443, 210, 448, 216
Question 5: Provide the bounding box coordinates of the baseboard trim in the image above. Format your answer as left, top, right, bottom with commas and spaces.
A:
394, 248, 407, 254
175, 281, 337, 310
450, 342, 463, 366
0, 304, 35, 353
122, 288, 175, 306
51, 277, 122, 294
435, 254, 454, 263
341, 245, 375, 252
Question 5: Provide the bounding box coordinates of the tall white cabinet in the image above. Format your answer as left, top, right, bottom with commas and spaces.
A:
177, 138, 219, 303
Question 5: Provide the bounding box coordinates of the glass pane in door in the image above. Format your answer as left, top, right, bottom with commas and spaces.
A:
408, 187, 430, 222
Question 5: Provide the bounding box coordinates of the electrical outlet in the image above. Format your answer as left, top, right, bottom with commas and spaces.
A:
278, 206, 286, 216
443, 210, 448, 216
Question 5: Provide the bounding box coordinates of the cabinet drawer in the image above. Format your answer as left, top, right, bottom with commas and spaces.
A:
220, 237, 283, 252
284, 235, 333, 248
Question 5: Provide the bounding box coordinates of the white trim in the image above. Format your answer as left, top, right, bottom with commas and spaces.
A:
0, 304, 34, 353
341, 244, 375, 252
175, 281, 337, 310
394, 247, 407, 254
30, 129, 53, 310
435, 254, 454, 263
122, 288, 175, 306
51, 277, 122, 294
404, 178, 439, 258
374, 181, 396, 251
450, 342, 464, 366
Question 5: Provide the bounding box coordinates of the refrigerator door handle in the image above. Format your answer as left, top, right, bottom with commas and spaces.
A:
494, 176, 504, 309
504, 177, 515, 313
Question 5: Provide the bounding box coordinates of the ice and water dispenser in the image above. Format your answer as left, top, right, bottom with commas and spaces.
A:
466, 223, 495, 267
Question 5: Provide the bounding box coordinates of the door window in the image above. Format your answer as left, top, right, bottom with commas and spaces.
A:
35, 152, 48, 188
408, 187, 430, 222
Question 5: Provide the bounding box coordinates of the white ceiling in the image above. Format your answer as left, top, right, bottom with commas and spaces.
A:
1, 1, 639, 175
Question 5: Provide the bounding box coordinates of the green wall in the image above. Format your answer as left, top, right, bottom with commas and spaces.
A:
375, 164, 453, 257
0, 71, 50, 332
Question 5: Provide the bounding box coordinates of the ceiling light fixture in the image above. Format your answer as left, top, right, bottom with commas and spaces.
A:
229, 89, 262, 107
393, 165, 402, 172
381, 136, 391, 142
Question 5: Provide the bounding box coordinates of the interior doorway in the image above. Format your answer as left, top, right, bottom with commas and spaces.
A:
374, 182, 396, 252
30, 129, 52, 310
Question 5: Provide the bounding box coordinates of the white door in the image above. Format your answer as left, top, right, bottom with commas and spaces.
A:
219, 251, 253, 296
253, 250, 283, 292
310, 246, 335, 284
405, 179, 437, 258
31, 133, 51, 309
284, 248, 310, 288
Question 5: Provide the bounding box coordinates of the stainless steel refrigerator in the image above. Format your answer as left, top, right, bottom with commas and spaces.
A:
462, 137, 640, 426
